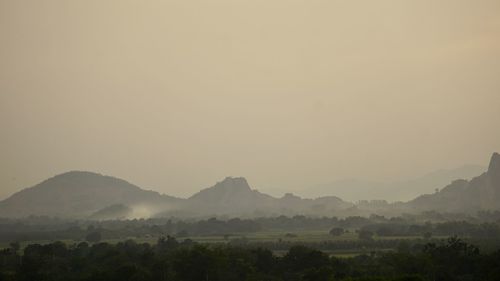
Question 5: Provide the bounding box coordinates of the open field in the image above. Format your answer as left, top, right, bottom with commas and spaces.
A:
0, 230, 450, 258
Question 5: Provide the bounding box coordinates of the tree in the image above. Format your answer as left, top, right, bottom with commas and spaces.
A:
283, 245, 330, 273
157, 235, 178, 252
329, 227, 344, 236
9, 241, 20, 254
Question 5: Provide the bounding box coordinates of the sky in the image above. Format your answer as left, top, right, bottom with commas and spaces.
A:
1, 0, 499, 200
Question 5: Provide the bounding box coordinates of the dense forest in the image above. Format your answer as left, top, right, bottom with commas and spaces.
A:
2, 213, 500, 280
1, 236, 500, 281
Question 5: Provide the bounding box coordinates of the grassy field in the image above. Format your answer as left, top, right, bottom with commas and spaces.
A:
181, 229, 435, 243
1, 230, 440, 258
0, 231, 433, 248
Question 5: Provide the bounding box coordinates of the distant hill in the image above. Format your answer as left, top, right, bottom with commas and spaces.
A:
185, 177, 276, 216
406, 153, 500, 212
0, 154, 498, 219
301, 164, 486, 202
179, 177, 353, 217
0, 173, 354, 219
0, 171, 181, 219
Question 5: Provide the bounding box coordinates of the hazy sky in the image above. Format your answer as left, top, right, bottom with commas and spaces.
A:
1, 0, 499, 200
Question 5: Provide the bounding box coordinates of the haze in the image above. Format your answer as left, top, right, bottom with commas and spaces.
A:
1, 0, 499, 200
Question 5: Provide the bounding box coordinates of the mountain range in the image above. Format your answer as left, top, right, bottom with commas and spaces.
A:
407, 152, 500, 213
0, 153, 498, 219
298, 164, 485, 202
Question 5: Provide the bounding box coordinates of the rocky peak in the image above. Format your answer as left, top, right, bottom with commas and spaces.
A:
488, 152, 500, 186
216, 177, 251, 191
281, 193, 302, 200
189, 177, 252, 201
488, 152, 500, 173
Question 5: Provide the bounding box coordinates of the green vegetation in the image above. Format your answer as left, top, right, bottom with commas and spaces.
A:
1, 236, 499, 281
1, 213, 499, 279
1, 214, 499, 257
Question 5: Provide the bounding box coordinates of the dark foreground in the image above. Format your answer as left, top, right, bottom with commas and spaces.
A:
1, 237, 500, 281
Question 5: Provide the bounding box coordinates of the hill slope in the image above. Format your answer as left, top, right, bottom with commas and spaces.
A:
1, 153, 497, 219
302, 164, 485, 202
407, 153, 500, 212
0, 171, 180, 218
184, 177, 276, 216
180, 177, 353, 217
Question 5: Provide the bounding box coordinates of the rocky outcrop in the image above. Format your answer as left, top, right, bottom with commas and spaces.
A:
407, 153, 500, 212
488, 152, 500, 188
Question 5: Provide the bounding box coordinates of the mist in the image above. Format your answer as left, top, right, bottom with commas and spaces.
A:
2, 2, 500, 279
1, 0, 500, 200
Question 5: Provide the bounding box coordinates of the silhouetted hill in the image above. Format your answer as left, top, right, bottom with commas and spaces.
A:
186, 177, 276, 216
0, 171, 181, 218
407, 153, 500, 212
0, 174, 354, 219
1, 154, 498, 219
179, 177, 353, 217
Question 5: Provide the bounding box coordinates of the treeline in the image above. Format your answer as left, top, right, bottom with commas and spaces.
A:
229, 238, 424, 252
0, 213, 499, 243
361, 221, 500, 238
1, 237, 500, 281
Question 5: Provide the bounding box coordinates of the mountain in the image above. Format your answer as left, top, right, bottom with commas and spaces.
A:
0, 171, 181, 219
0, 173, 353, 219
406, 153, 500, 212
184, 177, 276, 216
178, 177, 353, 217
0, 154, 497, 219
301, 164, 485, 202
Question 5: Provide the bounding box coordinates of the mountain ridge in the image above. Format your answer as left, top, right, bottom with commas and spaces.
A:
298, 164, 486, 202
0, 153, 498, 219
406, 153, 500, 212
